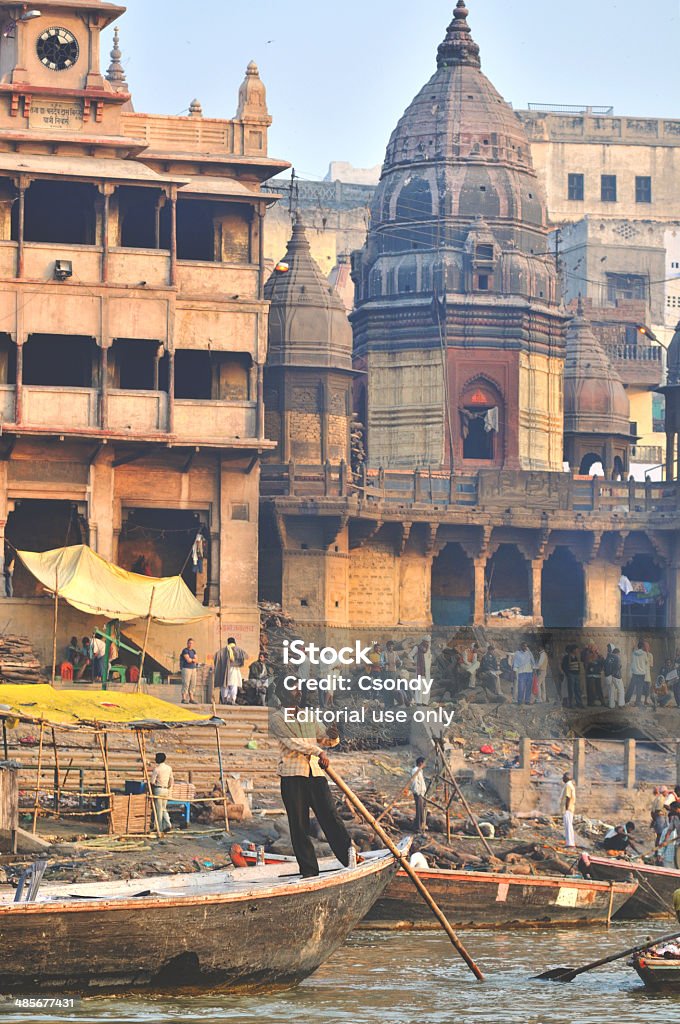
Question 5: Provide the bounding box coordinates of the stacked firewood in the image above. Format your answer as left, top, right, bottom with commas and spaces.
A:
0, 634, 44, 684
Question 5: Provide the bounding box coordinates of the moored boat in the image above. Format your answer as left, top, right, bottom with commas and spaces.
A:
0, 846, 404, 996
631, 952, 680, 991
578, 853, 677, 919
361, 868, 637, 929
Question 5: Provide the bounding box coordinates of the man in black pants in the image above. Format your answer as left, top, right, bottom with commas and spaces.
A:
271, 689, 352, 878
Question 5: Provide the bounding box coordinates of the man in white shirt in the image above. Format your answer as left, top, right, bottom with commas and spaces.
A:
560, 772, 577, 848
410, 756, 427, 832
150, 752, 174, 832
512, 642, 536, 705
90, 633, 107, 684
533, 644, 549, 704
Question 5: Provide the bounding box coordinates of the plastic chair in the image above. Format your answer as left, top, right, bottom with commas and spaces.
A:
60, 662, 73, 681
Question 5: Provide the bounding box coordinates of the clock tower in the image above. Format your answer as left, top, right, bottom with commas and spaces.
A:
0, 1, 127, 131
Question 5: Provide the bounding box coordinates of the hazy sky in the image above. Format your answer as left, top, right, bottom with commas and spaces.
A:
108, 0, 680, 181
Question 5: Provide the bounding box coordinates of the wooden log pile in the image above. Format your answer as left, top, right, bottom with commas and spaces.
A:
0, 635, 44, 684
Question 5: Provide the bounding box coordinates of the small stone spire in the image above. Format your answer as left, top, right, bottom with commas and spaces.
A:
106, 27, 128, 90
237, 60, 270, 120
189, 98, 203, 118
437, 2, 481, 70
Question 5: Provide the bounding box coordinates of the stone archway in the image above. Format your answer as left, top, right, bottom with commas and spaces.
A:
485, 544, 530, 616
460, 376, 504, 466
431, 543, 474, 625
542, 547, 585, 627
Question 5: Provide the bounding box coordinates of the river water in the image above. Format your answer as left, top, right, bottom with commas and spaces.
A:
2, 925, 679, 1024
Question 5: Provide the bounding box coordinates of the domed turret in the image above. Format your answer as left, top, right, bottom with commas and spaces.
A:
563, 301, 632, 478
264, 218, 354, 465
350, 2, 567, 472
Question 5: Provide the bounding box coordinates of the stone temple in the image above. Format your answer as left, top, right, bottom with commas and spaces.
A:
261, 2, 680, 645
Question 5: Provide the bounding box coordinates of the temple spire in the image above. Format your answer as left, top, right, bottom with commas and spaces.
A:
106, 27, 128, 91
437, 2, 481, 70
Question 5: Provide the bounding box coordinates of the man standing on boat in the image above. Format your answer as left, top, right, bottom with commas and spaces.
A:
560, 772, 577, 848
150, 752, 174, 833
271, 689, 353, 878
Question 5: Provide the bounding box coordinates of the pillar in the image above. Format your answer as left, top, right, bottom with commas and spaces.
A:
100, 345, 109, 430
519, 737, 532, 770
473, 556, 486, 624
623, 739, 636, 790
168, 192, 177, 286
530, 558, 543, 625
676, 741, 680, 793
257, 205, 265, 299
15, 182, 26, 279
14, 341, 23, 425
572, 738, 586, 786
99, 185, 113, 283
167, 350, 175, 433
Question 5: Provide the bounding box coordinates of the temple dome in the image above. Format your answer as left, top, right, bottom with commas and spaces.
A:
265, 218, 353, 371
363, 0, 552, 290
564, 306, 630, 436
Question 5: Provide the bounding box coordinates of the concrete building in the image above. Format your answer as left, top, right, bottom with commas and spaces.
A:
261, 4, 680, 638
0, 0, 286, 667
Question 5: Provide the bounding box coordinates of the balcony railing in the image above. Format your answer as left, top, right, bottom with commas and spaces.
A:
631, 444, 664, 464
262, 463, 680, 516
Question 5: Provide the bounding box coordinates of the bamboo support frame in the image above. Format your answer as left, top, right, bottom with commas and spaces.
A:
50, 569, 59, 685
214, 725, 230, 831
137, 730, 160, 834
32, 721, 45, 834
51, 727, 60, 813
95, 727, 114, 835
137, 587, 156, 692
2, 719, 7, 761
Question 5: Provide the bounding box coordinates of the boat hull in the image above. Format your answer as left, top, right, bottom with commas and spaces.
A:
579, 854, 677, 919
361, 869, 637, 929
632, 954, 680, 990
0, 856, 398, 996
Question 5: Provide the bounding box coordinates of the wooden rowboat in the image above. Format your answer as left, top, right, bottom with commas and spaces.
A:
237, 850, 637, 929
578, 853, 677, 919
0, 845, 404, 996
631, 952, 680, 990
362, 867, 637, 929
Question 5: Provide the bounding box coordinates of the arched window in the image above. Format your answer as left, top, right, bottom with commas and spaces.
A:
542, 547, 585, 627
397, 257, 418, 294
459, 378, 503, 463
396, 178, 433, 220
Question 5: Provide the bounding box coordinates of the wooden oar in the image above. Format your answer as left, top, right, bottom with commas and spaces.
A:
536, 927, 680, 982
323, 761, 484, 982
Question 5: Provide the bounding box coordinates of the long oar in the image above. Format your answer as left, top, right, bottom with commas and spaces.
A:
536, 927, 680, 982
323, 762, 484, 982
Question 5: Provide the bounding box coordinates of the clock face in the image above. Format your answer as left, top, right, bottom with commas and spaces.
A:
36, 27, 80, 72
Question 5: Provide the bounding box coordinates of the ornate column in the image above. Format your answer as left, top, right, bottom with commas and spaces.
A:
257, 205, 265, 299
99, 184, 114, 283
166, 349, 175, 433
168, 190, 178, 286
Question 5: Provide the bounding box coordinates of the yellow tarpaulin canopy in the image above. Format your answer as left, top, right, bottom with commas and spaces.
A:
0, 684, 209, 726
16, 545, 213, 624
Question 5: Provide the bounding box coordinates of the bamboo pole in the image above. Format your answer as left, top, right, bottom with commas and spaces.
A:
214, 724, 230, 831
137, 587, 156, 693
137, 730, 160, 834
51, 727, 60, 813
50, 569, 59, 684
32, 721, 45, 834
95, 727, 114, 835
2, 719, 8, 761
323, 762, 484, 982
434, 739, 493, 858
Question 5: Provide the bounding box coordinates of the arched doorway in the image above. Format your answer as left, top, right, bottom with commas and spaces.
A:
620, 553, 666, 629
579, 452, 604, 476
431, 543, 474, 625
459, 377, 503, 465
485, 544, 530, 616
542, 547, 585, 627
